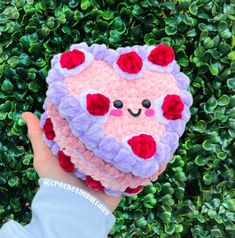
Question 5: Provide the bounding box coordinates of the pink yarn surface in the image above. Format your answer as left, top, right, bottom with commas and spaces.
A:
47, 102, 167, 191
65, 60, 180, 142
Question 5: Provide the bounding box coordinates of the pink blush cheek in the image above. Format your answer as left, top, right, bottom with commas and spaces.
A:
110, 109, 123, 117
145, 109, 155, 117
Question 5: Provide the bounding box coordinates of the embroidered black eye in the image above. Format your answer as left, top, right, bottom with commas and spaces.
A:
113, 100, 123, 109
142, 99, 151, 108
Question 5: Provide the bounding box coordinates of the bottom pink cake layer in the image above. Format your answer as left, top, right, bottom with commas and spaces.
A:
47, 102, 167, 191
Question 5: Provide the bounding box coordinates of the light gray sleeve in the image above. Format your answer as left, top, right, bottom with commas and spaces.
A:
0, 177, 116, 238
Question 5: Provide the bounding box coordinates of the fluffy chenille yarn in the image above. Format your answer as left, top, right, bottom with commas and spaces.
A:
40, 42, 193, 197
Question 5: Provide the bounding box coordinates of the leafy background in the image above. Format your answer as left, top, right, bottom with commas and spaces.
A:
0, 0, 234, 237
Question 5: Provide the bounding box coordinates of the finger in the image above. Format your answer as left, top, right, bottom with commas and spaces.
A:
21, 112, 52, 158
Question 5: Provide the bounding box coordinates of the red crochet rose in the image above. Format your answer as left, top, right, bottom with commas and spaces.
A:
57, 150, 75, 173
60, 49, 85, 69
124, 185, 143, 194
161, 94, 184, 120
85, 176, 105, 191
117, 51, 143, 74
86, 93, 110, 116
43, 118, 55, 140
148, 43, 175, 66
128, 134, 157, 159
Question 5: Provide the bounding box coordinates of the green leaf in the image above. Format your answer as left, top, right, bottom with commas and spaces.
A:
0, 100, 12, 112
80, 0, 91, 10
217, 151, 227, 160
8, 176, 20, 187
73, 10, 84, 21
0, 177, 7, 185
163, 1, 175, 10
223, 4, 235, 15
2, 6, 19, 19
165, 26, 177, 35
186, 28, 197, 37
1, 79, 14, 91
194, 46, 205, 57
165, 17, 177, 27
19, 53, 31, 66
25, 168, 37, 180
178, 0, 191, 9
213, 14, 227, 21
227, 78, 235, 89
211, 228, 223, 236
217, 95, 230, 106
209, 64, 219, 75
202, 139, 216, 151
195, 155, 208, 166
219, 43, 231, 54
69, 0, 79, 8
189, 2, 198, 15
160, 211, 171, 223
132, 5, 144, 15
120, 8, 132, 24
203, 37, 214, 48
193, 120, 206, 133
135, 217, 148, 228
220, 29, 232, 39
203, 173, 213, 185
229, 118, 235, 129
164, 223, 175, 234
223, 198, 235, 212
228, 51, 235, 61
28, 81, 40, 93
218, 21, 227, 32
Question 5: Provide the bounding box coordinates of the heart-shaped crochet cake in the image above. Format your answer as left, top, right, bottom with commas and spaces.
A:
40, 42, 193, 197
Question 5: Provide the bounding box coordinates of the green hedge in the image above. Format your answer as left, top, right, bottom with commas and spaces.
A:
0, 0, 234, 237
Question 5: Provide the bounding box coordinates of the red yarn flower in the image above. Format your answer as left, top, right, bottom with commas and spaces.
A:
60, 49, 85, 69
127, 134, 157, 159
86, 93, 110, 116
117, 51, 143, 74
161, 94, 184, 120
148, 43, 175, 66
85, 176, 105, 191
124, 185, 143, 194
43, 118, 55, 140
57, 150, 75, 173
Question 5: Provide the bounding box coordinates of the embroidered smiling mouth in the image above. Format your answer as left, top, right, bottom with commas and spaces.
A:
127, 108, 141, 117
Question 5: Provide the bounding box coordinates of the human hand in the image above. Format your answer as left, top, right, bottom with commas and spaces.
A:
21, 111, 122, 211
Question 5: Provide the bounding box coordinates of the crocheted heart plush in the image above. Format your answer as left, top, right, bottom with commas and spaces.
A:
40, 42, 193, 197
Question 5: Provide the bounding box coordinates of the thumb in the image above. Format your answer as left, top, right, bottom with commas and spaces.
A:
21, 112, 51, 157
